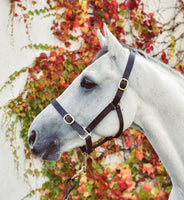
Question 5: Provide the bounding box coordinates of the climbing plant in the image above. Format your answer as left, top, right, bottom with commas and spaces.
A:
3, 0, 184, 199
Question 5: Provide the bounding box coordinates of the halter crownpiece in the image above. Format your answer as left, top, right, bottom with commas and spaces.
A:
51, 50, 135, 154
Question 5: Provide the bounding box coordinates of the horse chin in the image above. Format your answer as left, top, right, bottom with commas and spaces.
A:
41, 150, 61, 161
30, 138, 62, 161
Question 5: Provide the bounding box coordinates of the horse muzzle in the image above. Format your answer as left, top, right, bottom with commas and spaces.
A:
28, 129, 61, 161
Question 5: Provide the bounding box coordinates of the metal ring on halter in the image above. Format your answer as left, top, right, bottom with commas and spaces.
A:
63, 114, 75, 125
118, 78, 129, 91
77, 128, 91, 141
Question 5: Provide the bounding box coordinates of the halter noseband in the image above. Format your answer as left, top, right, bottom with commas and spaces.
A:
51, 50, 135, 154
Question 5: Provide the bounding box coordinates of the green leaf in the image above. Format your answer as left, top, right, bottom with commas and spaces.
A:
62, 70, 68, 79
165, 186, 172, 193
98, 11, 103, 19
131, 166, 138, 175
28, 10, 34, 16
35, 9, 40, 15
68, 64, 74, 71
34, 169, 40, 177
128, 149, 136, 163
81, 64, 86, 70
141, 26, 148, 34
49, 161, 56, 168
53, 188, 60, 196
26, 168, 33, 175
64, 60, 70, 67
120, 10, 126, 17
9, 75, 15, 81
139, 188, 149, 200
152, 186, 159, 195
69, 35, 78, 41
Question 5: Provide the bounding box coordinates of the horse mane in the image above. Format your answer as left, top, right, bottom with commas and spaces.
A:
121, 43, 184, 82
94, 43, 184, 84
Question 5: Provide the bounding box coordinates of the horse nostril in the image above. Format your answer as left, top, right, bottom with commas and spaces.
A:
28, 130, 37, 148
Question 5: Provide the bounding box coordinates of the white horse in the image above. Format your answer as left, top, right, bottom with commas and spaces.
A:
28, 24, 184, 199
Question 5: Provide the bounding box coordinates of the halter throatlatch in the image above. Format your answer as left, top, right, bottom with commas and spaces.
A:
51, 50, 135, 154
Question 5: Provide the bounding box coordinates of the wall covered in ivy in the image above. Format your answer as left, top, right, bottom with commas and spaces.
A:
0, 0, 184, 199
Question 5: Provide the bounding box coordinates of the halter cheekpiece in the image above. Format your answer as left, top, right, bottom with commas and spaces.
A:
51, 50, 135, 154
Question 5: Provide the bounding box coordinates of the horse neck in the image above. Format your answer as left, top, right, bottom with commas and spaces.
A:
131, 55, 184, 191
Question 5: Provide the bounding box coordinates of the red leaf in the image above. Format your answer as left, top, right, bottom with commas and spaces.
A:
161, 50, 165, 59
65, 41, 71, 47
149, 12, 154, 17
104, 13, 109, 19
117, 180, 128, 191
27, 94, 34, 102
161, 50, 168, 64
150, 46, 154, 51
140, 177, 145, 182
142, 163, 154, 175
143, 182, 153, 193
136, 150, 143, 161
146, 49, 150, 53
77, 184, 86, 194
37, 53, 48, 60
124, 129, 129, 135
155, 192, 169, 200
126, 140, 132, 147
176, 64, 184, 73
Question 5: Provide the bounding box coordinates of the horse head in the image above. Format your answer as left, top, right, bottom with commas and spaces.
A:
28, 24, 138, 161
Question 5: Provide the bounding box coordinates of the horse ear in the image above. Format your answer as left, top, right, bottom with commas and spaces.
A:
97, 29, 107, 48
103, 23, 123, 57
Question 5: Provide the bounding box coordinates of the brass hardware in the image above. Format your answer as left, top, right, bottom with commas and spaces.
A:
72, 152, 87, 180
63, 114, 75, 125
63, 153, 88, 200
118, 78, 129, 91
78, 128, 91, 141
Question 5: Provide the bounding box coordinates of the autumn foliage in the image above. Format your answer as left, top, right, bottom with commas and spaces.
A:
5, 0, 184, 199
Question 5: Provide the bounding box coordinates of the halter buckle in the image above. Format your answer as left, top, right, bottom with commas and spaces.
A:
118, 78, 129, 91
78, 128, 91, 140
63, 114, 75, 125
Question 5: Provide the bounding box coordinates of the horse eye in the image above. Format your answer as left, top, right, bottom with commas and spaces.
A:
80, 77, 97, 89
